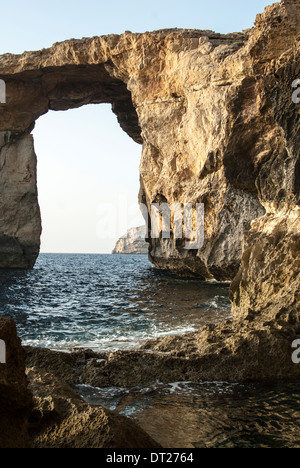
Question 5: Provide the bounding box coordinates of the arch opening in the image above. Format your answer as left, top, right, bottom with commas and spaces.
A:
0, 63, 143, 268
33, 103, 144, 254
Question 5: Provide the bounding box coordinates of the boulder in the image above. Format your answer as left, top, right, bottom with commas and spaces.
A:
27, 367, 161, 449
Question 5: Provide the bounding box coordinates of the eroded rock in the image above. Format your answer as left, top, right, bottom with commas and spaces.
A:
0, 317, 32, 448
27, 367, 161, 449
0, 134, 41, 268
25, 346, 161, 448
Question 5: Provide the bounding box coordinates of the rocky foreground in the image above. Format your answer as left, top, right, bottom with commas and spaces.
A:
1, 314, 299, 448
0, 318, 161, 449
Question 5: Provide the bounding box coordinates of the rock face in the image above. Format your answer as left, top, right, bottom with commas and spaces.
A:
0, 317, 32, 448
112, 225, 148, 254
0, 134, 41, 268
0, 1, 299, 380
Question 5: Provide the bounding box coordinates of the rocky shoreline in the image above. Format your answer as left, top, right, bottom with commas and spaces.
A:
0, 317, 161, 448
25, 319, 300, 390
1, 309, 300, 447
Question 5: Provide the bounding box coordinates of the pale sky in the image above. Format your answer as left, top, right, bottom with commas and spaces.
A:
0, 0, 272, 253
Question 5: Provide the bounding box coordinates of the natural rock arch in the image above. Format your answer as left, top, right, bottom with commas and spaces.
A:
0, 43, 143, 268
0, 29, 258, 273
0, 0, 299, 287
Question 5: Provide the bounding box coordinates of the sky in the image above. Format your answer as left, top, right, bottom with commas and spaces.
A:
0, 0, 273, 253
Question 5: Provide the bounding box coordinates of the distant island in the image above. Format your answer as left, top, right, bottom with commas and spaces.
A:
112, 226, 148, 254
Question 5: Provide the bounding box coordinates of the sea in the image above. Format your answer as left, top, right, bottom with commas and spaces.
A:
0, 253, 299, 448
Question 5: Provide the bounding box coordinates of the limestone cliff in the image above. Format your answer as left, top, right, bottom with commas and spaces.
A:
0, 1, 299, 378
112, 226, 148, 254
